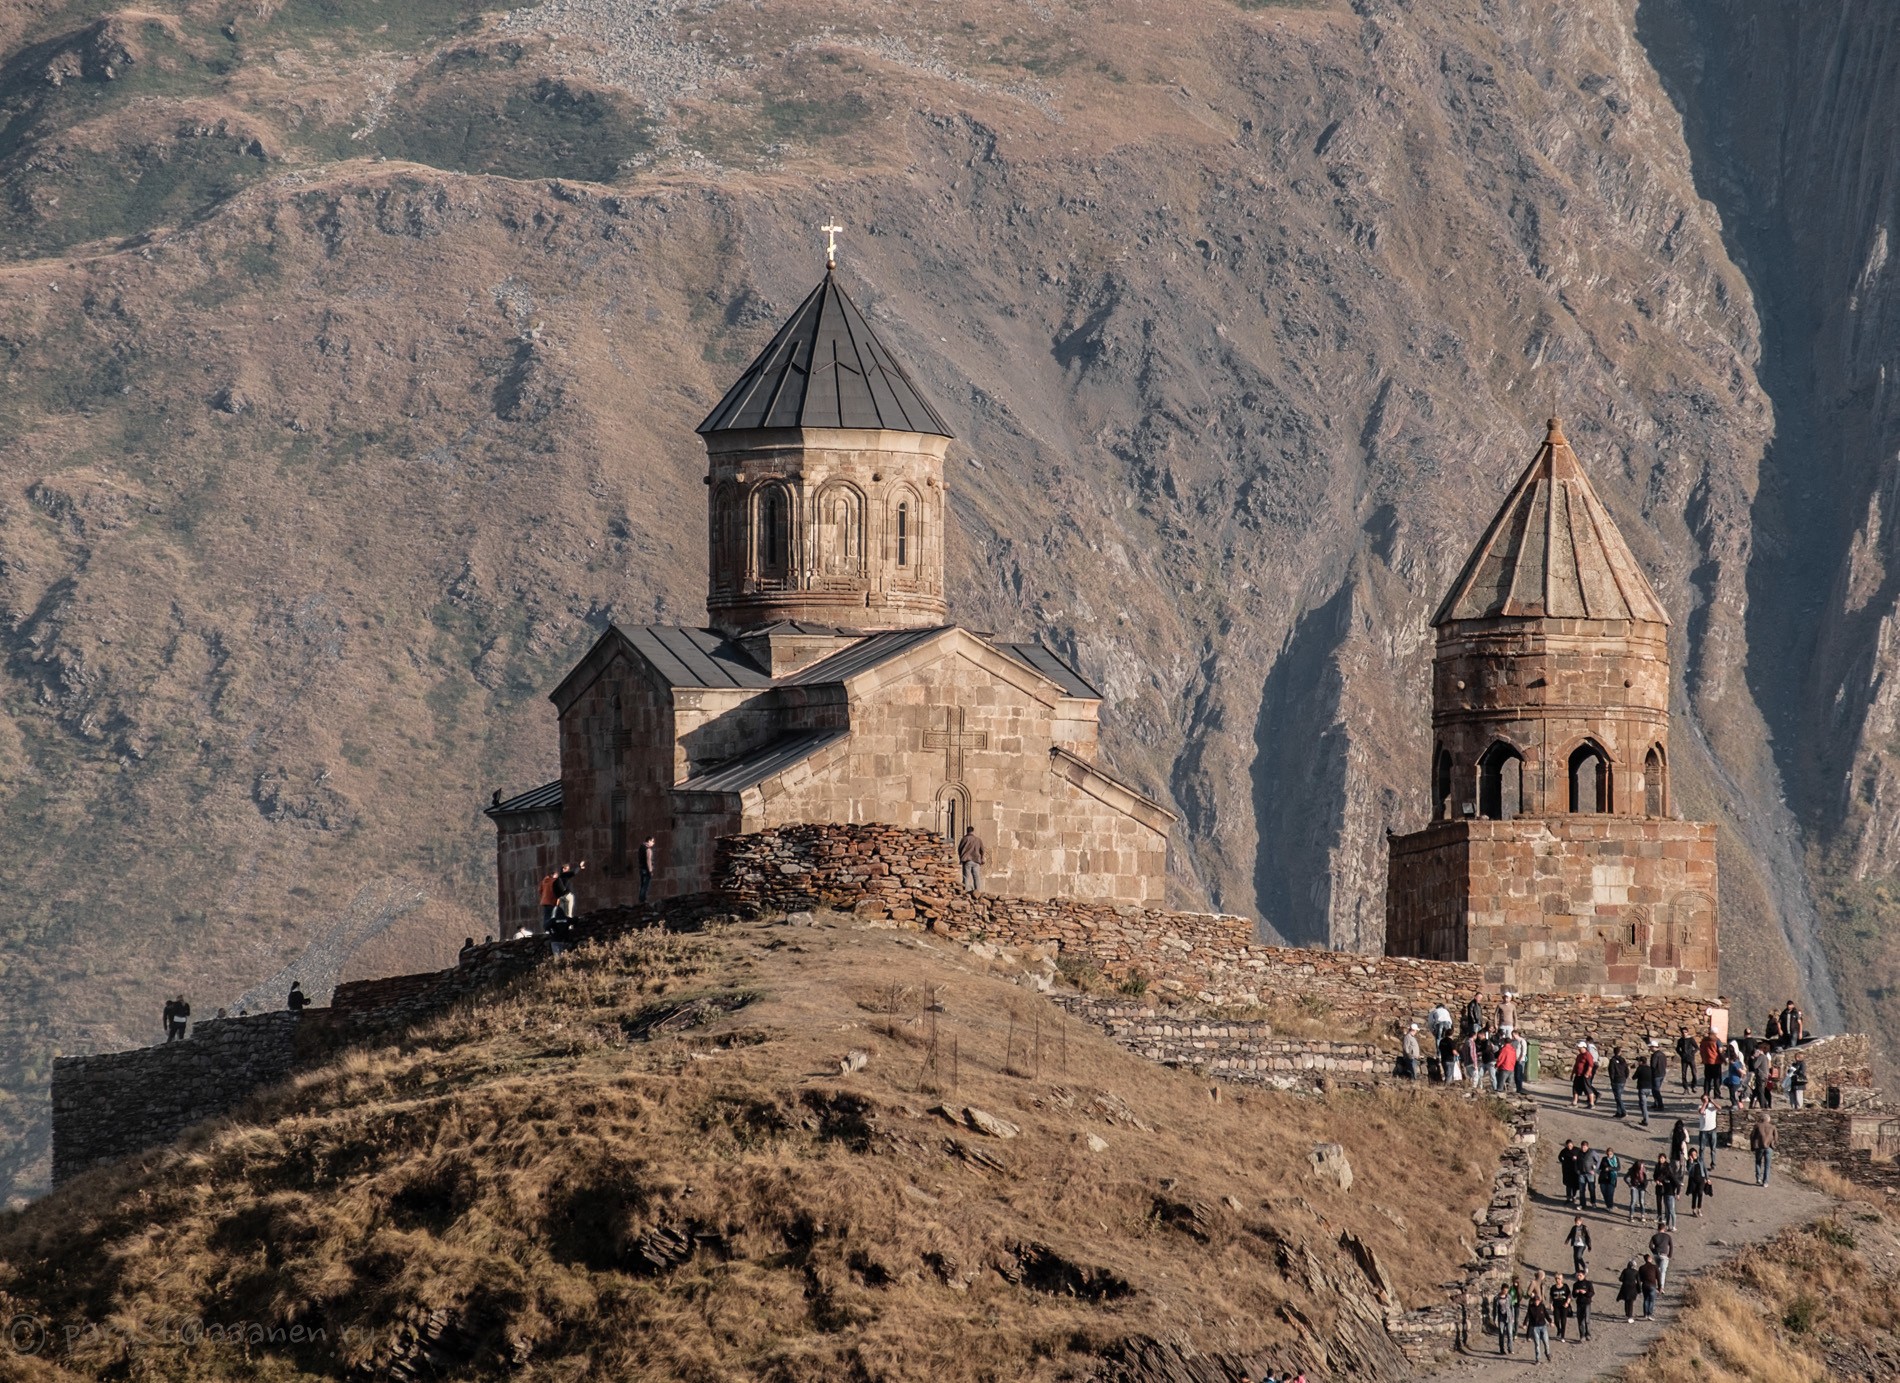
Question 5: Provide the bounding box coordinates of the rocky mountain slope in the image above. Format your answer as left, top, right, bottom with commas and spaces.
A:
0, 0, 1867, 1197
0, 916, 1510, 1380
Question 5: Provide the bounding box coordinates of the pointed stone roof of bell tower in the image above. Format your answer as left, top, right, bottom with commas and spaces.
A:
697, 270, 953, 437
1432, 418, 1670, 627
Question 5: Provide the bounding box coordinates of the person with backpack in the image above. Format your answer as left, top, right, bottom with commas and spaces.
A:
1609, 1045, 1631, 1118
1572, 1271, 1595, 1340
1565, 1215, 1592, 1274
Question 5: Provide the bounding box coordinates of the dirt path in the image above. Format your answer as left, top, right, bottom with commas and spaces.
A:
1422, 1075, 1829, 1381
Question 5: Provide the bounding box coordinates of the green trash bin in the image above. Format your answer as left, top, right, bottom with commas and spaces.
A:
1525, 1040, 1541, 1083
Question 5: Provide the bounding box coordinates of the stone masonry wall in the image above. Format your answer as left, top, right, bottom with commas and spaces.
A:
1052, 998, 1398, 1088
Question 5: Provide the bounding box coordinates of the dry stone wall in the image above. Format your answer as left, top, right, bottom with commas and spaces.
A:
1052, 998, 1397, 1087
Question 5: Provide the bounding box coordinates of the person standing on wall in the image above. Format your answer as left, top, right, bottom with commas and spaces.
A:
555, 859, 585, 923
958, 825, 986, 891
538, 868, 561, 927
167, 995, 189, 1042
287, 982, 308, 1015
1780, 998, 1804, 1049
638, 836, 657, 903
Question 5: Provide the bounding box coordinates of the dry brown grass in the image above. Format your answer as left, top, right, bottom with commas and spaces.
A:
1622, 1178, 1900, 1383
0, 914, 1510, 1381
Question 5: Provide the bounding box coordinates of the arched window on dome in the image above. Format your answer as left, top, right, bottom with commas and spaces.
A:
1644, 744, 1667, 818
1478, 741, 1524, 820
896, 501, 910, 568
1434, 745, 1454, 821
757, 483, 792, 582
1568, 741, 1613, 813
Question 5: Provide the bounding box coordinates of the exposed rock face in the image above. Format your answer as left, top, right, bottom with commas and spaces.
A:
0, 0, 1859, 1196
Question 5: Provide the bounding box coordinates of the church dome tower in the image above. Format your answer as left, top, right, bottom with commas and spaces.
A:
697, 265, 953, 636
1427, 418, 1672, 823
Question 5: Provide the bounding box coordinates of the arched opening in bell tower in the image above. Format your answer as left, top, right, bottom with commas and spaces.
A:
1478, 741, 1524, 820
1568, 740, 1613, 813
1644, 744, 1667, 817
1434, 745, 1454, 820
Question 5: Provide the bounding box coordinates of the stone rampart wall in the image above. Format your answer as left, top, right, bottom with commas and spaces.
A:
1052, 998, 1397, 1087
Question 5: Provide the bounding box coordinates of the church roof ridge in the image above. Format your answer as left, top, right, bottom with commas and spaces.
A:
697, 270, 954, 438
1432, 418, 1670, 627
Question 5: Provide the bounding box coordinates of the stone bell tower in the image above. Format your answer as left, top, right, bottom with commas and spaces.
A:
1385, 419, 1719, 997
697, 262, 952, 646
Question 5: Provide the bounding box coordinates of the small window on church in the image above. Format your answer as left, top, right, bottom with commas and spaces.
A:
897, 502, 909, 567
759, 486, 790, 577
1569, 741, 1612, 813
1644, 744, 1666, 817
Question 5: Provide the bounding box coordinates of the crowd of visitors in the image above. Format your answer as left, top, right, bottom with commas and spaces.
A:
1434, 988, 1814, 1362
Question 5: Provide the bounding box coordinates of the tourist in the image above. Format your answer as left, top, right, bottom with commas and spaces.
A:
1697, 1095, 1719, 1170
1780, 998, 1804, 1049
1479, 1026, 1498, 1090
1495, 1027, 1518, 1092
1639, 1254, 1660, 1319
1649, 1226, 1674, 1292
167, 994, 189, 1042
1700, 1028, 1724, 1097
1649, 1039, 1670, 1113
554, 859, 585, 920
1751, 1113, 1776, 1186
1559, 1139, 1581, 1209
1633, 1044, 1655, 1125
1669, 1118, 1688, 1164
1464, 990, 1485, 1039
1617, 1259, 1642, 1322
1466, 1027, 1485, 1091
1572, 1271, 1594, 1340
1579, 1142, 1602, 1209
1548, 1272, 1571, 1342
1609, 1045, 1630, 1118
1565, 1214, 1591, 1274
1724, 1054, 1747, 1107
537, 868, 561, 926
1498, 989, 1518, 1037
1739, 1026, 1760, 1062
287, 982, 308, 1014
1570, 1042, 1592, 1108
1401, 1023, 1422, 1080
161, 996, 177, 1042
1584, 1035, 1602, 1106
1762, 1059, 1779, 1109
1676, 1026, 1699, 1092
1525, 1289, 1552, 1363
547, 911, 572, 955
1598, 1146, 1621, 1209
1790, 1057, 1809, 1109
1625, 1157, 1648, 1223
1440, 1027, 1461, 1084
1512, 1030, 1529, 1094
458, 937, 475, 965
1493, 1283, 1516, 1355
1655, 1155, 1679, 1229
1685, 1148, 1708, 1216
958, 826, 986, 891
638, 836, 656, 903
1429, 1000, 1453, 1046
1750, 1043, 1773, 1108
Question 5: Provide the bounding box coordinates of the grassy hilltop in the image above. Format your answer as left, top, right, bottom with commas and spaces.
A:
0, 916, 1510, 1380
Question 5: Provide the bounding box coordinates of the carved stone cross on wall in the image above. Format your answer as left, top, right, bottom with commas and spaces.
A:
922, 706, 988, 783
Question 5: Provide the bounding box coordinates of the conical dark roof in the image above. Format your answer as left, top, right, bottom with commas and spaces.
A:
1433, 419, 1669, 627
698, 270, 953, 437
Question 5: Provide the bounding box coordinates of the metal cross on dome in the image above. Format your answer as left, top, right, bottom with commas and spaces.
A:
821, 220, 844, 269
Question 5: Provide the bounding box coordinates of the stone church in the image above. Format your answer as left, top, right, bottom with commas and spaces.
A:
1384, 420, 1719, 997
486, 264, 1173, 931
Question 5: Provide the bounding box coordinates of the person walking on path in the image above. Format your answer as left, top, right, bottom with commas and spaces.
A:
1697, 1096, 1719, 1171
287, 981, 308, 1014
1626, 1157, 1649, 1223
1548, 1274, 1571, 1342
554, 859, 584, 921
1617, 1260, 1642, 1323
1572, 1272, 1595, 1341
1579, 1143, 1602, 1209
1752, 1113, 1776, 1186
638, 836, 656, 903
1790, 1057, 1809, 1109
1401, 1023, 1422, 1081
166, 995, 189, 1041
1493, 1283, 1516, 1356
1656, 1156, 1679, 1229
1609, 1046, 1630, 1119
1598, 1146, 1620, 1209
1685, 1148, 1708, 1216
1649, 1227, 1674, 1292
1676, 1026, 1699, 1092
1512, 1030, 1529, 1094
1779, 999, 1804, 1049
1559, 1139, 1581, 1210
1749, 1043, 1773, 1108
1525, 1291, 1551, 1364
1649, 1040, 1671, 1114
1669, 1118, 1688, 1165
1570, 1043, 1594, 1108
1633, 1045, 1655, 1125
1639, 1255, 1660, 1320
1700, 1029, 1723, 1098
958, 826, 986, 891
1565, 1215, 1592, 1275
